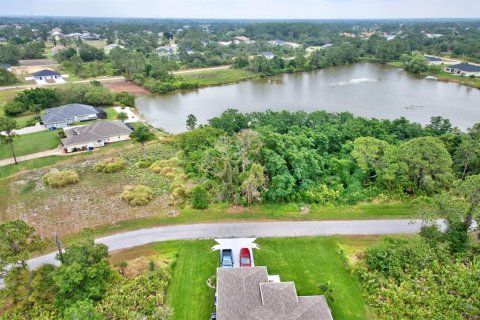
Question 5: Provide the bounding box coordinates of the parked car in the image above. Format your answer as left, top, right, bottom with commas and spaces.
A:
211, 312, 217, 320
239, 248, 251, 267
221, 249, 233, 267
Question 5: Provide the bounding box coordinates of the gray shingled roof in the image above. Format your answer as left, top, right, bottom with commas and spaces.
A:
61, 120, 132, 146
216, 267, 333, 320
32, 69, 61, 77
447, 63, 480, 72
42, 104, 101, 124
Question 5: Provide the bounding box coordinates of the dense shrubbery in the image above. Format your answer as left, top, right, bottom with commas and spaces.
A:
121, 185, 153, 206
115, 91, 136, 107
0, 223, 172, 319
191, 185, 209, 209
150, 157, 188, 206
93, 157, 126, 173
178, 109, 478, 206
43, 170, 79, 188
357, 236, 480, 319
0, 68, 17, 85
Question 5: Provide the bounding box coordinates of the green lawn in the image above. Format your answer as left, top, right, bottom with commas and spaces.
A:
104, 107, 118, 120
255, 237, 368, 320
0, 130, 61, 160
146, 237, 368, 320
181, 69, 258, 87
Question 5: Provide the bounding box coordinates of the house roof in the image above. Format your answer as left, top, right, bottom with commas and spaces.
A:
216, 267, 333, 320
42, 104, 100, 124
447, 63, 480, 72
32, 69, 61, 77
61, 120, 132, 146
262, 52, 275, 57
425, 55, 442, 62
0, 64, 11, 69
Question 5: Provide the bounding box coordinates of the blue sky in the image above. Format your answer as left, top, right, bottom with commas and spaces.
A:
1, 0, 479, 19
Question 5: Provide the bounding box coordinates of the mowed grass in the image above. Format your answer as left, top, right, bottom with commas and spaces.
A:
121, 237, 368, 320
181, 68, 257, 87
0, 130, 61, 160
254, 237, 367, 320
156, 241, 218, 319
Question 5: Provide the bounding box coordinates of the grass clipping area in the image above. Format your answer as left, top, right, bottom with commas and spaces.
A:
43, 170, 79, 188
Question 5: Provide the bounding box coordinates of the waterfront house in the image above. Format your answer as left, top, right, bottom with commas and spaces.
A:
445, 63, 480, 76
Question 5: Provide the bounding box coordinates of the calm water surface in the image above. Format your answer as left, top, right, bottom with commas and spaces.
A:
136, 63, 480, 133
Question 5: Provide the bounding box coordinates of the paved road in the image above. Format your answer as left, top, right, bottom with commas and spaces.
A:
0, 147, 63, 167
26, 219, 436, 269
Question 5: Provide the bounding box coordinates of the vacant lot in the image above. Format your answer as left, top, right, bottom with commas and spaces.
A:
0, 130, 61, 160
181, 68, 258, 87
110, 236, 374, 320
103, 80, 149, 95
0, 141, 177, 235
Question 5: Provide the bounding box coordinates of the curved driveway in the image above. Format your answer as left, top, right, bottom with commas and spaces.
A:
27, 219, 435, 269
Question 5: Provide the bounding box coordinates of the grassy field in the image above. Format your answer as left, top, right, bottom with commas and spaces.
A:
111, 236, 372, 320
181, 68, 258, 87
0, 130, 61, 160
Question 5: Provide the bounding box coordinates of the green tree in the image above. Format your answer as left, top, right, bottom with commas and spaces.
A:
351, 137, 393, 183
0, 220, 44, 276
115, 91, 135, 107
186, 114, 197, 131
405, 54, 428, 74
0, 68, 17, 85
63, 300, 105, 320
454, 135, 480, 179
240, 163, 267, 204
52, 238, 111, 308
396, 137, 454, 194
116, 112, 128, 123
0, 117, 19, 165
130, 125, 154, 156
191, 185, 209, 209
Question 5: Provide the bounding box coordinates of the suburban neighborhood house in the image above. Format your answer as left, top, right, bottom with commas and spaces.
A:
61, 120, 132, 152
445, 63, 480, 76
424, 55, 442, 65
41, 103, 106, 129
25, 69, 68, 84
216, 267, 333, 320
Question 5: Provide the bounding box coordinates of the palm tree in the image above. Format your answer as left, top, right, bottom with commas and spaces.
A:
0, 117, 19, 165
116, 111, 128, 123
130, 125, 153, 156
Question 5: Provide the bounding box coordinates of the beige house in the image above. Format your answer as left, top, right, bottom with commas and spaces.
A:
61, 120, 132, 152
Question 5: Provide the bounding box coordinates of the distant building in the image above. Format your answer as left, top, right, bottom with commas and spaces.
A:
104, 43, 125, 51
321, 43, 333, 49
156, 45, 177, 56
445, 63, 480, 77
268, 39, 285, 46
26, 69, 67, 84
218, 41, 232, 46
61, 120, 132, 153
0, 36, 7, 42
383, 34, 396, 41
424, 55, 443, 65
51, 27, 62, 33
283, 42, 302, 49
42, 104, 106, 130
0, 64, 12, 72
340, 32, 356, 38
235, 36, 250, 42
262, 52, 276, 59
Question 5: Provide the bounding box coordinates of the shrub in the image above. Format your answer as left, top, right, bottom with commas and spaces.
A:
116, 91, 135, 107
191, 185, 209, 209
94, 157, 126, 173
363, 237, 437, 280
121, 185, 153, 206
43, 170, 79, 188
137, 157, 154, 168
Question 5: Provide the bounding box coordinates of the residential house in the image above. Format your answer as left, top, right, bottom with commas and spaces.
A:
445, 63, 480, 76
215, 267, 333, 320
41, 103, 106, 129
156, 45, 177, 56
425, 55, 443, 65
235, 36, 250, 42
218, 41, 232, 46
61, 120, 132, 152
321, 43, 333, 49
104, 43, 125, 51
0, 64, 12, 72
262, 52, 276, 59
26, 69, 67, 84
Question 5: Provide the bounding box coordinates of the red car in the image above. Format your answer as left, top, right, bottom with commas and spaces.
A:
239, 248, 252, 267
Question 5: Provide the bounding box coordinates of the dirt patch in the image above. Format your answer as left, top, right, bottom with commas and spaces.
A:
227, 205, 246, 214
109, 248, 168, 278
19, 59, 57, 67
103, 80, 149, 95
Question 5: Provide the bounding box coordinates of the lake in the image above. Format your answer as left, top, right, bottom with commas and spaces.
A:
136, 63, 480, 133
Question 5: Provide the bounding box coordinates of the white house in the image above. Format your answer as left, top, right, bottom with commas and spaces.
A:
425, 55, 443, 65
25, 69, 68, 84
61, 120, 133, 153
262, 52, 276, 59
445, 63, 480, 77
